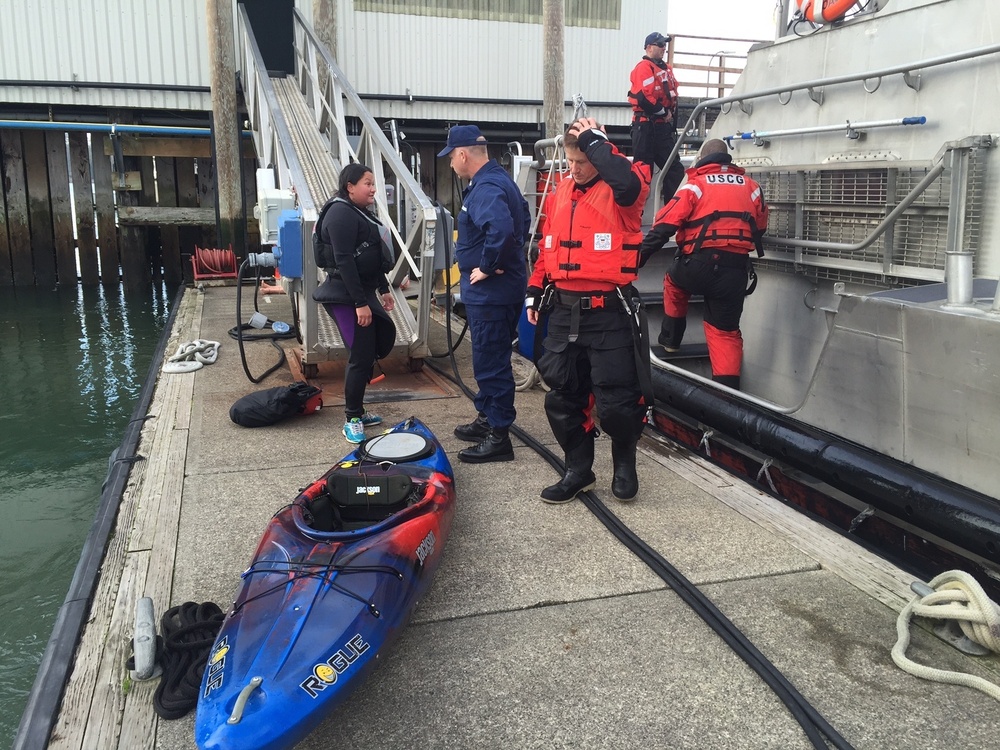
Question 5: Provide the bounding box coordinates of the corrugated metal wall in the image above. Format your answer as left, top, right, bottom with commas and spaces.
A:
301, 0, 669, 127
1, 0, 669, 126
0, 0, 212, 111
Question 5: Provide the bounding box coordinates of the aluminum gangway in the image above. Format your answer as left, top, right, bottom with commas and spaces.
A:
236, 6, 438, 371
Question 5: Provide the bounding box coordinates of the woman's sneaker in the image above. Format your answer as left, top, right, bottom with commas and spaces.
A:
343, 418, 366, 443
360, 411, 382, 426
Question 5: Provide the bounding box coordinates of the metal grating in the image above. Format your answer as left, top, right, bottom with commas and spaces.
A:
750, 150, 986, 284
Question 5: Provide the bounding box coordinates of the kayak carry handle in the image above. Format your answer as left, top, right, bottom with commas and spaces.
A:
228, 676, 263, 724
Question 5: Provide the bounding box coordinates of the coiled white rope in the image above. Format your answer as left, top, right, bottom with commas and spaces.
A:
163, 340, 221, 373
892, 569, 1000, 700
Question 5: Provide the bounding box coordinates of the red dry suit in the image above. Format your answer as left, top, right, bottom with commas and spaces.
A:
649, 154, 768, 383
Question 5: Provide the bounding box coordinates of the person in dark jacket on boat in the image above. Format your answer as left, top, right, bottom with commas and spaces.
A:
440, 124, 531, 463
640, 139, 769, 390
312, 163, 397, 443
525, 117, 651, 503
629, 31, 685, 203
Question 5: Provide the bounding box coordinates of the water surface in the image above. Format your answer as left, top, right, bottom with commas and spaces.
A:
0, 283, 173, 746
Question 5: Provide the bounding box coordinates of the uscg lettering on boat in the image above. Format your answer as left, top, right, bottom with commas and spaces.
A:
203, 636, 229, 697
415, 530, 436, 566
299, 633, 371, 698
705, 173, 745, 185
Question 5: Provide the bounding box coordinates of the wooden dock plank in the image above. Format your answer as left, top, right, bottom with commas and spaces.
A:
640, 438, 916, 613
69, 132, 100, 285
46, 131, 78, 285
78, 550, 150, 750
49, 289, 202, 747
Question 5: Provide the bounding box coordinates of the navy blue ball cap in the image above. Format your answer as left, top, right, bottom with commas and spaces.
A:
438, 125, 487, 157
644, 32, 669, 47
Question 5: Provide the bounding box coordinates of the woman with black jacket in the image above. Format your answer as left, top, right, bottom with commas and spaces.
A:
312, 163, 397, 443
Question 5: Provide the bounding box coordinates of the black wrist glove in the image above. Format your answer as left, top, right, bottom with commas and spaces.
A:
575, 127, 608, 155
640, 225, 673, 267
525, 285, 544, 311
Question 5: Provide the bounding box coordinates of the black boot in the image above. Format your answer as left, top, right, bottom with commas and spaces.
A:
455, 412, 490, 442
657, 315, 686, 351
611, 440, 639, 501
541, 438, 596, 504
713, 374, 740, 390
458, 428, 514, 463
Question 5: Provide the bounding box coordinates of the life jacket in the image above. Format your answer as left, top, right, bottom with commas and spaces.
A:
540, 177, 646, 289
628, 57, 678, 117
313, 197, 394, 273
672, 165, 766, 258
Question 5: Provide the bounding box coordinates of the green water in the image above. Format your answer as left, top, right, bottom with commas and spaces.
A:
0, 284, 174, 747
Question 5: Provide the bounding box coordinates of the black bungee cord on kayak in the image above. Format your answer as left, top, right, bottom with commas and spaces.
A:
425, 347, 856, 750
236, 559, 403, 618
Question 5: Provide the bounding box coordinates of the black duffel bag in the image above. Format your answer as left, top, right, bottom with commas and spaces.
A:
229, 381, 323, 427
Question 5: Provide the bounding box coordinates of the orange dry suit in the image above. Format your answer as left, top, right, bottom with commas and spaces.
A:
646, 153, 768, 386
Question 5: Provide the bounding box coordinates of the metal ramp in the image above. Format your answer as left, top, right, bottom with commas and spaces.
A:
237, 7, 439, 369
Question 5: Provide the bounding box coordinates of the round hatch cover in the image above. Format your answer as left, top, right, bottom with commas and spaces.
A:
359, 431, 433, 462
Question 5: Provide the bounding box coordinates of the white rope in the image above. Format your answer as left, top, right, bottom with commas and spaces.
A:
163, 340, 221, 373
892, 569, 1000, 700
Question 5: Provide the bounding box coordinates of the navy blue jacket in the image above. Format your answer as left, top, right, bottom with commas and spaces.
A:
455, 160, 530, 307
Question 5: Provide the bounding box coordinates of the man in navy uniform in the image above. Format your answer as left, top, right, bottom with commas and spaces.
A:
440, 125, 531, 463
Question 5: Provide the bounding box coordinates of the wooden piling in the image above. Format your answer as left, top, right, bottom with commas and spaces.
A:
91, 138, 120, 284
1, 130, 34, 285
46, 131, 77, 285
23, 130, 56, 288
69, 132, 100, 285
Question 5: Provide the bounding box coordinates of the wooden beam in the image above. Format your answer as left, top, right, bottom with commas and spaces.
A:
23, 130, 56, 288
117, 206, 220, 226
69, 132, 99, 285
100, 135, 254, 159
91, 137, 120, 283
1, 130, 35, 285
46, 131, 78, 285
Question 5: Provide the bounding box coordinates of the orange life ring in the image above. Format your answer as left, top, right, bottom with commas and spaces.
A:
796, 0, 859, 23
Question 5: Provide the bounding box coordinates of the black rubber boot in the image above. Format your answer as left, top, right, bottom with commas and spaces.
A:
455, 412, 490, 442
611, 440, 639, 501
458, 428, 515, 463
658, 315, 686, 351
541, 438, 596, 504
713, 374, 741, 390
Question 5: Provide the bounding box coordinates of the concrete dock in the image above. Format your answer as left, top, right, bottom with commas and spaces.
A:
48, 285, 1000, 750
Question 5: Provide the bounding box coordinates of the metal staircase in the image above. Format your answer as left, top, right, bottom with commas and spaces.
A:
237, 6, 439, 370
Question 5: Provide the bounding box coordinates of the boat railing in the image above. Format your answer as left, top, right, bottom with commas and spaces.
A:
657, 40, 1000, 208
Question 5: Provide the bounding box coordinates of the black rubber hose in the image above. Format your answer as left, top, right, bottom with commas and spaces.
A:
423, 355, 856, 750
232, 259, 298, 384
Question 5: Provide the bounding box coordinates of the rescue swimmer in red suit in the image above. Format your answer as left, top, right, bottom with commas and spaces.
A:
526, 117, 651, 503
640, 138, 769, 390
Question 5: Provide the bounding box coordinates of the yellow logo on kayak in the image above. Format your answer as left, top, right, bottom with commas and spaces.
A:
299, 633, 371, 698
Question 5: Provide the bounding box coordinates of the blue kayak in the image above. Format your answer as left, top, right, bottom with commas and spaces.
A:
194, 417, 456, 750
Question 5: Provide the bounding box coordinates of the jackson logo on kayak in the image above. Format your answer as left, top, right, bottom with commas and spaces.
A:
415, 530, 436, 566
203, 637, 230, 697
299, 634, 371, 698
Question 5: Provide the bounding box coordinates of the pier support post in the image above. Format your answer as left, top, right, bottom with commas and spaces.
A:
206, 0, 244, 255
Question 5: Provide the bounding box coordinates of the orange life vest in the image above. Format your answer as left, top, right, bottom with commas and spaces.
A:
661, 164, 767, 257
628, 58, 678, 116
540, 177, 647, 289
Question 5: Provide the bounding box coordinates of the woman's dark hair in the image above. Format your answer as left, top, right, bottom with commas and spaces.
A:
336, 163, 374, 199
